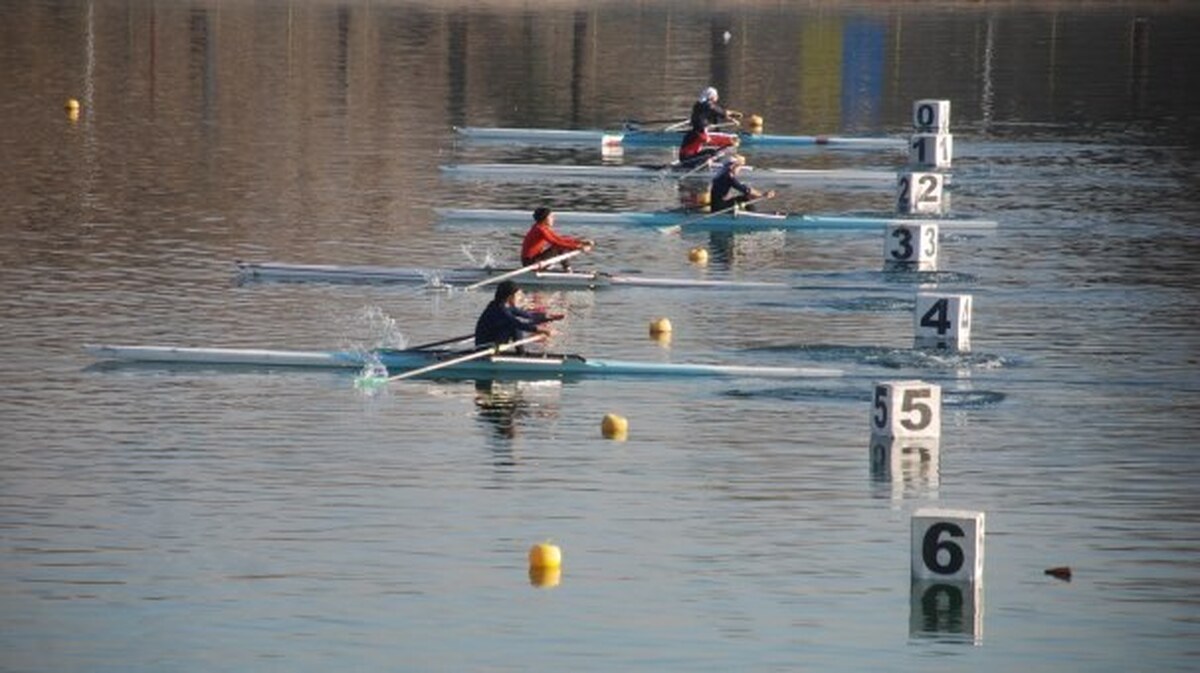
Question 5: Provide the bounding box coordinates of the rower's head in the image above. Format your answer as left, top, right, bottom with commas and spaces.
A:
533, 206, 553, 226
722, 154, 746, 172
495, 280, 522, 305
700, 86, 718, 103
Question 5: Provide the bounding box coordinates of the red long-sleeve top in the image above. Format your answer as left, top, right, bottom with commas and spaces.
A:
521, 220, 586, 264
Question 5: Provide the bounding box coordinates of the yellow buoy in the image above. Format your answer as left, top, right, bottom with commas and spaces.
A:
601, 413, 628, 440
65, 98, 80, 112
528, 541, 562, 569
529, 565, 562, 588
688, 247, 709, 265
649, 317, 673, 336
748, 114, 764, 131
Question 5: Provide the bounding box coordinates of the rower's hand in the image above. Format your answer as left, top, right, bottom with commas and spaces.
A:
582, 240, 595, 250
729, 109, 743, 120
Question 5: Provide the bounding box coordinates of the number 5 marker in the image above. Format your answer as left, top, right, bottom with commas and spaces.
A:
872, 381, 941, 438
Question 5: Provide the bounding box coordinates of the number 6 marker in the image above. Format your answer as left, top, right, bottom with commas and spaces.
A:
911, 508, 984, 583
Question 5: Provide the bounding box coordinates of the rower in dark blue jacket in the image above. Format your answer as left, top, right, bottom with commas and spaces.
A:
474, 280, 561, 352
709, 154, 774, 212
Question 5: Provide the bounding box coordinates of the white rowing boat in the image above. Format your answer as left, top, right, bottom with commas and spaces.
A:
435, 208, 998, 233
438, 162, 896, 187
234, 261, 788, 290
85, 344, 843, 380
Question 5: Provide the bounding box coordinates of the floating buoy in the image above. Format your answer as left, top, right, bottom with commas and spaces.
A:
688, 247, 709, 265
528, 541, 562, 569
529, 565, 562, 588
601, 413, 628, 440
65, 98, 80, 112
649, 317, 672, 336
1044, 566, 1072, 582
748, 114, 764, 131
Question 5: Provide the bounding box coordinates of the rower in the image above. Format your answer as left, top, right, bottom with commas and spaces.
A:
474, 280, 562, 353
521, 207, 594, 271
709, 154, 775, 213
690, 86, 742, 130
678, 86, 742, 168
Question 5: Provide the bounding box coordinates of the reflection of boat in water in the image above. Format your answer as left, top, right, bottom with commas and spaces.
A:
85, 344, 843, 380
474, 379, 561, 442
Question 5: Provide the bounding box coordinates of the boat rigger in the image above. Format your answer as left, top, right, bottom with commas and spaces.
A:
453, 126, 907, 150
435, 208, 998, 233
234, 261, 789, 290
84, 344, 844, 380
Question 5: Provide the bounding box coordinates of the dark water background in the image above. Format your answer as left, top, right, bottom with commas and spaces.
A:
1, 1, 1198, 671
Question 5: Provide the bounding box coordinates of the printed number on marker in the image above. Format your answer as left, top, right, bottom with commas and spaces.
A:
922, 226, 938, 257
899, 388, 933, 432
916, 104, 937, 129
890, 228, 915, 261
873, 385, 889, 429
922, 521, 966, 575
911, 136, 943, 165
897, 174, 940, 208
920, 298, 952, 335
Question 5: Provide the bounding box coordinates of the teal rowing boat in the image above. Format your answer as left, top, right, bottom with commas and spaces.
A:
453, 126, 907, 150
84, 344, 842, 380
234, 261, 788, 290
438, 163, 895, 187
435, 208, 997, 233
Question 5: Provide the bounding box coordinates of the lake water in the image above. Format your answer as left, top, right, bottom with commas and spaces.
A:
2, 1, 1199, 671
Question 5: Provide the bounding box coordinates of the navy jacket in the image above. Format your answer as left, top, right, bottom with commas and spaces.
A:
474, 301, 550, 348
710, 169, 752, 212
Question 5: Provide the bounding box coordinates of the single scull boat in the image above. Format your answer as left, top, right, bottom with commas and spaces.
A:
438, 163, 896, 187
234, 261, 788, 290
84, 344, 843, 379
435, 208, 998, 233
453, 126, 907, 150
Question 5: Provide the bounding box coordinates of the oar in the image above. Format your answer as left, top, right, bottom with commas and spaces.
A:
386, 334, 546, 383
623, 117, 689, 131
461, 249, 585, 291
407, 333, 474, 350
658, 192, 777, 235
678, 146, 735, 181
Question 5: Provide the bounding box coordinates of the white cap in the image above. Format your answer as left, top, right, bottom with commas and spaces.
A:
700, 86, 718, 103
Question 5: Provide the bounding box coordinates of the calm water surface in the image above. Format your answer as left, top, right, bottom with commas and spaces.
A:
1, 1, 1199, 671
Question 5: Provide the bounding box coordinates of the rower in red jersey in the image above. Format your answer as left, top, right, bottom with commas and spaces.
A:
520, 207, 594, 271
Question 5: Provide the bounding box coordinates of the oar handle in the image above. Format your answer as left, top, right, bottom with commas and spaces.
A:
461, 249, 586, 291
386, 334, 546, 382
